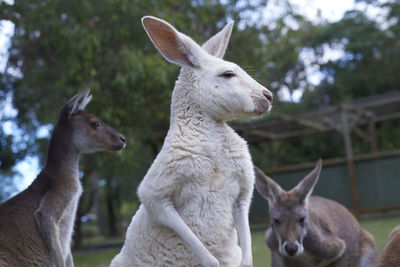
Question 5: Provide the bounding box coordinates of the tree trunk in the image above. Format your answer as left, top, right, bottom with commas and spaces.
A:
73, 209, 83, 249
92, 170, 107, 236
106, 176, 118, 237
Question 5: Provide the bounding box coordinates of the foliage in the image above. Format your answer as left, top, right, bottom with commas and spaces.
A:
299, 0, 400, 109
261, 1, 400, 167
0, 0, 278, 236
1, 0, 400, 241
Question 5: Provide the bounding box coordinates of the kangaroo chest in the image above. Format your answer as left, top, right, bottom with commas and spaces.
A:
172, 134, 251, 219
59, 182, 82, 224
58, 180, 83, 254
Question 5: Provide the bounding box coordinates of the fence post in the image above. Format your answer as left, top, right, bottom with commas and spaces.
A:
341, 107, 361, 218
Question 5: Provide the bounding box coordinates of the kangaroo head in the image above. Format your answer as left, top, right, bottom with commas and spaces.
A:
142, 16, 272, 121
59, 88, 126, 153
254, 159, 322, 257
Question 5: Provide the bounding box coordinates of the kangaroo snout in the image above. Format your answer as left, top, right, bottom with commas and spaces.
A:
263, 90, 273, 103
119, 134, 126, 144
283, 241, 299, 256
108, 126, 126, 151
114, 133, 126, 150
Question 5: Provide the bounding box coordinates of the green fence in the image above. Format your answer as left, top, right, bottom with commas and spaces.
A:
250, 152, 400, 222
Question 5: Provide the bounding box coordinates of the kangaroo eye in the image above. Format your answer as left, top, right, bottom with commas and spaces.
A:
299, 217, 305, 224
221, 71, 235, 78
273, 218, 281, 226
90, 121, 100, 129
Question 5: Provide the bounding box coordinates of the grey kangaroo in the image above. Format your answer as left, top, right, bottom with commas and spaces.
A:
254, 159, 376, 267
0, 88, 126, 267
377, 225, 400, 266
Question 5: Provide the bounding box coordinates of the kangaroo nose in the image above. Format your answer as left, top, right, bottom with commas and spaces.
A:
263, 90, 273, 103
284, 243, 298, 256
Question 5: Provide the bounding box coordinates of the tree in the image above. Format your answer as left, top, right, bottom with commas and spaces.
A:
5, 0, 397, 240
268, 1, 400, 167
2, 0, 296, 239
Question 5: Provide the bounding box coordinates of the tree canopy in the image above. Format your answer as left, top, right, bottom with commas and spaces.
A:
1, 0, 399, 241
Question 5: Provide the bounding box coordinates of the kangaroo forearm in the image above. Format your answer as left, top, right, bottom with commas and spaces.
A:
304, 233, 346, 260
65, 251, 74, 267
318, 238, 345, 260
38, 187, 77, 220
34, 210, 66, 267
233, 201, 252, 267
34, 210, 55, 249
145, 201, 218, 266
270, 252, 285, 267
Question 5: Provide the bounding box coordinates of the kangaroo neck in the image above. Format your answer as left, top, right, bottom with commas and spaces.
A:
170, 87, 228, 141
44, 124, 80, 180
170, 108, 227, 138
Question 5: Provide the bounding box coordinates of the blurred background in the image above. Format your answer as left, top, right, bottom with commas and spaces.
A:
1, 0, 400, 266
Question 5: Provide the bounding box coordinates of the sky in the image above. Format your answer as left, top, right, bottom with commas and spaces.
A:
291, 0, 357, 21
0, 0, 383, 195
265, 0, 386, 102
0, 20, 13, 72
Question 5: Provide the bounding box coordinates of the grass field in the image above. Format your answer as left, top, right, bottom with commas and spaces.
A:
74, 215, 400, 267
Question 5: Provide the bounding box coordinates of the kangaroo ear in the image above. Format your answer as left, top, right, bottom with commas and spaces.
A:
293, 159, 322, 203
142, 16, 203, 67
202, 21, 234, 58
254, 166, 283, 205
62, 87, 92, 119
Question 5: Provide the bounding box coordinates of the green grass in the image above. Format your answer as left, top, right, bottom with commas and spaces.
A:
80, 236, 124, 247
252, 230, 270, 267
74, 215, 400, 266
360, 215, 400, 254
74, 249, 119, 267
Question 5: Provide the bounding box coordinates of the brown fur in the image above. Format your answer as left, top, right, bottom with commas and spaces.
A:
255, 160, 377, 267
0, 89, 125, 267
377, 225, 400, 267
266, 196, 372, 267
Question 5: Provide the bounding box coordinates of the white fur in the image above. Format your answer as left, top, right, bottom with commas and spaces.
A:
111, 16, 272, 267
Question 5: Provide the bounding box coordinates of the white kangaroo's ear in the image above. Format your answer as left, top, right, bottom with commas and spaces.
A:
141, 16, 203, 67
202, 21, 234, 58
293, 159, 322, 203
254, 166, 283, 205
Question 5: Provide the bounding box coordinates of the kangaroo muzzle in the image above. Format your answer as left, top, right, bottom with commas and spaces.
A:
281, 241, 304, 257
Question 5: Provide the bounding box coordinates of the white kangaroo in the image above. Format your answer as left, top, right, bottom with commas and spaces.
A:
110, 16, 272, 267
254, 160, 377, 267
0, 88, 126, 267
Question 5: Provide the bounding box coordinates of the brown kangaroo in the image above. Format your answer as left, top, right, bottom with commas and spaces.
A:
254, 159, 377, 267
377, 225, 400, 266
0, 88, 125, 267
